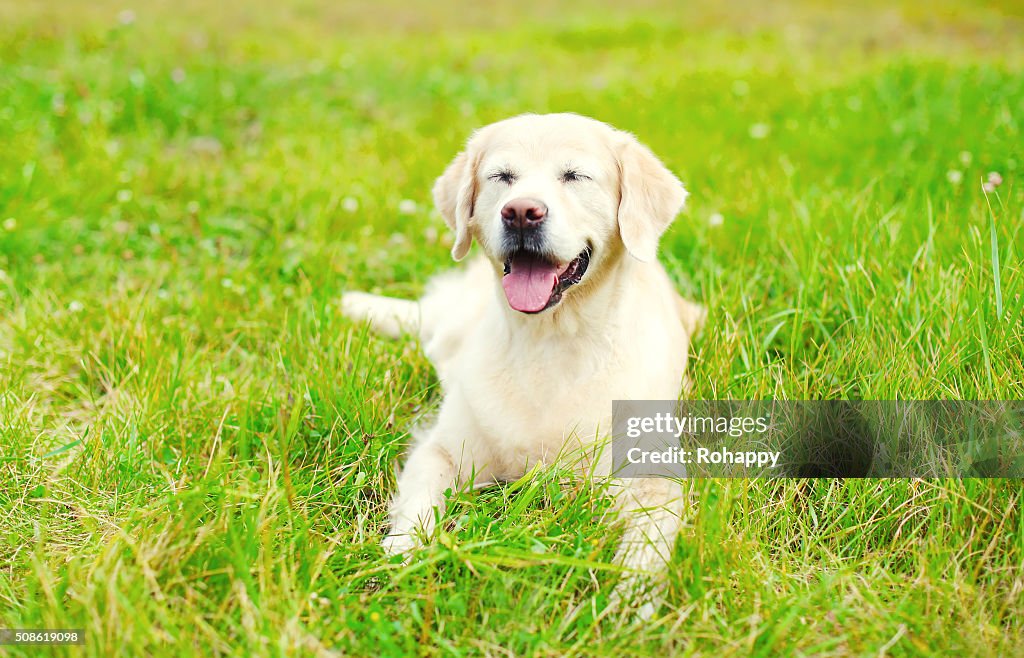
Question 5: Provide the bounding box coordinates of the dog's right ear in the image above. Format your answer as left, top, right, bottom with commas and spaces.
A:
432, 149, 478, 261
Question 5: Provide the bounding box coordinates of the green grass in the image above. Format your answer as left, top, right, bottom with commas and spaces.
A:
1, 0, 1023, 655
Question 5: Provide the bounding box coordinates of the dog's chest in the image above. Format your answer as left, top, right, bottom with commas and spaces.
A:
461, 326, 685, 471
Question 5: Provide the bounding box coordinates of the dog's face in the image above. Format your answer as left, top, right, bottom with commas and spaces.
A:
433, 113, 687, 314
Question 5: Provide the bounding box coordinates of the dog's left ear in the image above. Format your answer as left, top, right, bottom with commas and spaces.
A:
432, 149, 479, 261
616, 135, 688, 262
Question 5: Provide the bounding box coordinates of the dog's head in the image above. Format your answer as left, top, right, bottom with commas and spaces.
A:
433, 113, 687, 314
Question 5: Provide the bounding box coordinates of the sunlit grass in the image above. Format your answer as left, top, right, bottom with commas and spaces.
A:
1, 1, 1022, 655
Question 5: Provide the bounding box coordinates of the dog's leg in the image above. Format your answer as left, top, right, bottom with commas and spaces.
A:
341, 291, 420, 339
608, 477, 685, 619
382, 397, 491, 556
381, 437, 459, 555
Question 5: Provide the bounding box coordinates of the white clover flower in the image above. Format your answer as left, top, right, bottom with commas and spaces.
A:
116, 189, 133, 203
987, 171, 1003, 186
946, 170, 963, 185
118, 10, 136, 26
748, 123, 770, 140
398, 199, 418, 215
2, 218, 15, 231
342, 197, 359, 213
68, 301, 84, 313
708, 212, 724, 227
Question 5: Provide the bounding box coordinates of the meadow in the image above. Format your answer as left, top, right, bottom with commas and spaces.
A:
1, 0, 1022, 655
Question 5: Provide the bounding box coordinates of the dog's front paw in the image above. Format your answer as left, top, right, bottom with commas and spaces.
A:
381, 532, 418, 561
607, 574, 664, 622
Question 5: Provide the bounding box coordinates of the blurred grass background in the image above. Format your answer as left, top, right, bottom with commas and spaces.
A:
1, 1, 1022, 656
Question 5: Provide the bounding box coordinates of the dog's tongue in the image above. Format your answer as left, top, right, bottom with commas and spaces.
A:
502, 254, 559, 313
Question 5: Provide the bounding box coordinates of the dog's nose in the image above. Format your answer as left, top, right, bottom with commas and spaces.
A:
501, 198, 547, 230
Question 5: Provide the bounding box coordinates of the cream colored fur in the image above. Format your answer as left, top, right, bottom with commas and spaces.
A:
342, 113, 704, 618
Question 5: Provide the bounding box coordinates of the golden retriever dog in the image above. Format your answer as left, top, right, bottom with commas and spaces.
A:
342, 113, 703, 617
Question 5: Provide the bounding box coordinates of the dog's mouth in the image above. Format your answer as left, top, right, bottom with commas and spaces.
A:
501, 245, 592, 314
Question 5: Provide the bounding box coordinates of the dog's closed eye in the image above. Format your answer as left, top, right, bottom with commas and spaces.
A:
489, 170, 517, 184
560, 169, 591, 183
